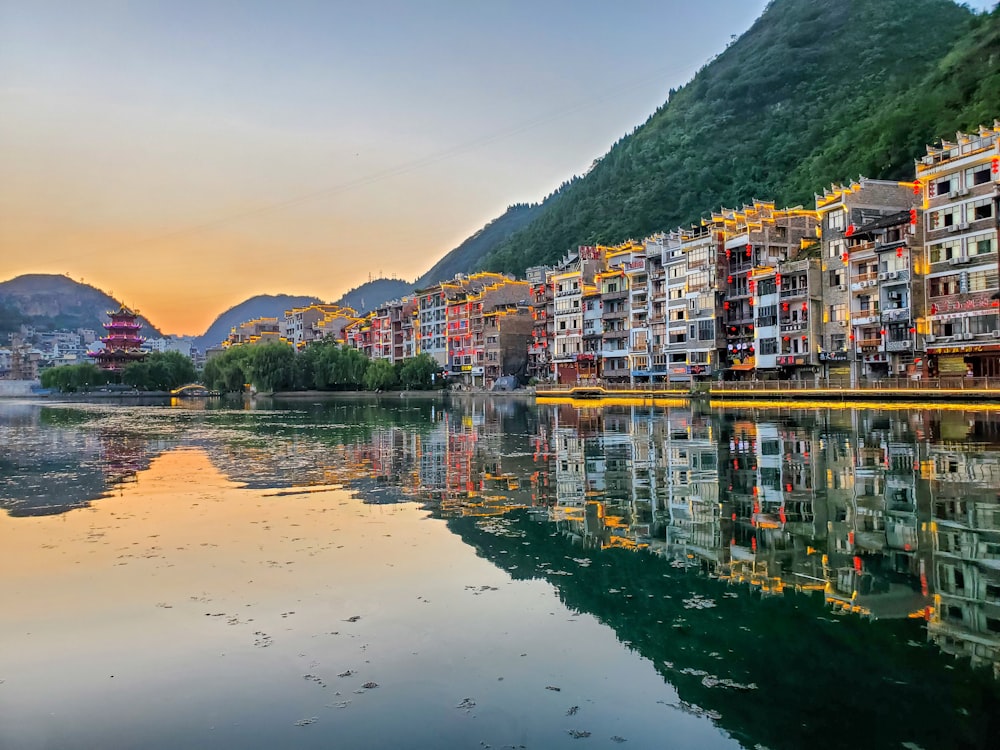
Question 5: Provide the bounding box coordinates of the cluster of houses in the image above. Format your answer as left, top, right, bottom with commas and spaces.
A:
219, 123, 1000, 385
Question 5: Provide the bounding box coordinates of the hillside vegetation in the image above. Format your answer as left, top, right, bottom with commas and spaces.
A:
0, 274, 164, 340
477, 0, 996, 275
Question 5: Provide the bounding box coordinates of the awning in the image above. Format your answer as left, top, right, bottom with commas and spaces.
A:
729, 363, 755, 371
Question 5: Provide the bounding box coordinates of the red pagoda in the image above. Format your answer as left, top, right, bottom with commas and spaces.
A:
89, 305, 147, 372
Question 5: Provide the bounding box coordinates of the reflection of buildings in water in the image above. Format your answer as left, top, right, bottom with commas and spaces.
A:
926, 432, 1000, 677
98, 431, 155, 490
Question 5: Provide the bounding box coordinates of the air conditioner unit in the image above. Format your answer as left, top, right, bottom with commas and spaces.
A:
888, 271, 899, 279
959, 187, 970, 196
838, 320, 847, 327
993, 330, 1000, 338
949, 190, 959, 199
949, 256, 962, 265
963, 332, 974, 340
896, 364, 907, 374
878, 272, 888, 281
837, 284, 847, 292
925, 334, 936, 342
947, 225, 959, 233
959, 222, 970, 231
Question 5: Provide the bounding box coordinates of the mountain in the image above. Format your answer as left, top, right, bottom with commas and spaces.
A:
474, 0, 993, 275
0, 274, 164, 340
195, 294, 321, 350
412, 203, 544, 289
334, 278, 413, 315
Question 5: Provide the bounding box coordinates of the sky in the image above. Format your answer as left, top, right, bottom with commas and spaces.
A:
1, 1, 994, 335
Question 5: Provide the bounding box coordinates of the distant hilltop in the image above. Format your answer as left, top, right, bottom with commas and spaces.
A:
0, 274, 164, 340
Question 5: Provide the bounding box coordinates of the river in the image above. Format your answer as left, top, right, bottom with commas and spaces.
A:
1, 396, 998, 749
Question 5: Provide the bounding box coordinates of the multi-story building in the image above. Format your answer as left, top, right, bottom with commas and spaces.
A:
525, 266, 554, 382
717, 202, 819, 379
918, 124, 1000, 378
599, 253, 630, 383
816, 179, 923, 383
551, 247, 602, 384
483, 303, 532, 385
224, 317, 284, 348
283, 304, 359, 349
446, 276, 529, 386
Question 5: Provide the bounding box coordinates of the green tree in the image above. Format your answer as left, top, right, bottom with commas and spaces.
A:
398, 353, 440, 390
246, 342, 295, 392
202, 347, 251, 392
40, 362, 111, 392
363, 358, 397, 391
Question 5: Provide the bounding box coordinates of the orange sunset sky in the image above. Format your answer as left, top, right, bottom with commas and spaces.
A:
8, 1, 987, 335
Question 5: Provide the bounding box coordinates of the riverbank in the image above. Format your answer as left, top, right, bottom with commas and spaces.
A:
536, 381, 1000, 404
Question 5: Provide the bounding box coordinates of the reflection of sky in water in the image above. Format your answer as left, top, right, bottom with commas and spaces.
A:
0, 398, 998, 749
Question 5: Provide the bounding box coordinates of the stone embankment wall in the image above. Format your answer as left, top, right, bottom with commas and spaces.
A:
0, 380, 41, 397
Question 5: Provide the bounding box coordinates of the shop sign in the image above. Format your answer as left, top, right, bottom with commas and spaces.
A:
928, 344, 1000, 354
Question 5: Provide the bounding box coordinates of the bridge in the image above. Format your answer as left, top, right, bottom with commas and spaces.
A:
169, 384, 219, 397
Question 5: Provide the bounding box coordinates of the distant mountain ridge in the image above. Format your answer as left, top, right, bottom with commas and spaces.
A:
334, 278, 413, 314
0, 274, 164, 340
194, 294, 322, 350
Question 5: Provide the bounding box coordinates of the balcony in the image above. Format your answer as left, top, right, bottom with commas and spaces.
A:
779, 321, 807, 333
779, 286, 808, 299
881, 307, 910, 323
858, 338, 883, 348
886, 339, 913, 352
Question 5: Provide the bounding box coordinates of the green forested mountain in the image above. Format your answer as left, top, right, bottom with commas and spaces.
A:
413, 202, 543, 288
476, 0, 998, 275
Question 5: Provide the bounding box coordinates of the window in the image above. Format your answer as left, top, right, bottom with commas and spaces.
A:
929, 275, 960, 297
967, 198, 994, 223
967, 270, 998, 293
929, 239, 961, 264
688, 270, 709, 291
828, 269, 845, 286
828, 239, 845, 259
759, 338, 778, 355
669, 309, 686, 322
968, 233, 996, 257
965, 164, 992, 187
933, 177, 954, 196
687, 246, 710, 266
698, 319, 714, 340
929, 206, 960, 229
829, 303, 847, 322
969, 314, 999, 335
828, 211, 846, 232
757, 278, 777, 296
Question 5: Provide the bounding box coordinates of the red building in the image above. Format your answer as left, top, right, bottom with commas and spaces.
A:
89, 305, 147, 372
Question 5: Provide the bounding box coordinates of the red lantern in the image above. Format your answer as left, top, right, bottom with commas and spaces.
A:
801, 334, 808, 340
849, 334, 855, 341
896, 247, 903, 258
775, 273, 782, 286
993, 157, 999, 175
782, 302, 789, 311
909, 209, 917, 225
727, 275, 733, 284
845, 225, 855, 237
746, 245, 752, 258
930, 304, 938, 315
801, 302, 808, 311
912, 180, 921, 195
724, 301, 730, 310
909, 327, 916, 334
842, 253, 849, 263
726, 249, 731, 259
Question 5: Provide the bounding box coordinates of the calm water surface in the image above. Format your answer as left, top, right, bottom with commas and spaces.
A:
1, 396, 999, 749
